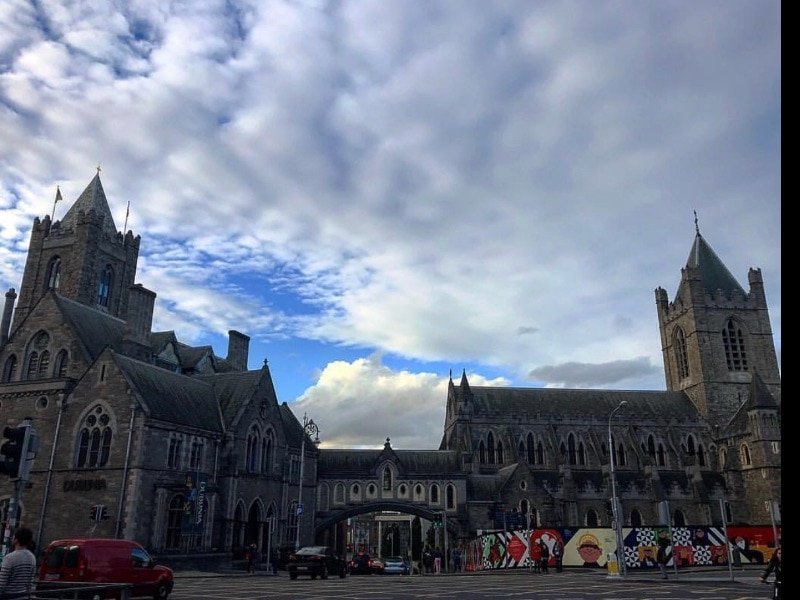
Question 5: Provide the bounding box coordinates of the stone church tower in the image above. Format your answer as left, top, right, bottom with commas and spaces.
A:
655, 223, 781, 523
13, 173, 141, 327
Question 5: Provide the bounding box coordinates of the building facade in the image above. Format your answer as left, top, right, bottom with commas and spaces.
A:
1, 173, 781, 559
1, 175, 318, 558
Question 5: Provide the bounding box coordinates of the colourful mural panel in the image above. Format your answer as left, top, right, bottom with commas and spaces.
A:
467, 525, 780, 571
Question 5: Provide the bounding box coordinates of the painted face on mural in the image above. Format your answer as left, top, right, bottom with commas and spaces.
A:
577, 534, 603, 565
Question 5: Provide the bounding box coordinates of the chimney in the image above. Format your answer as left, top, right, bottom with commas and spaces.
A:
1, 288, 16, 347
122, 284, 156, 360
227, 330, 250, 371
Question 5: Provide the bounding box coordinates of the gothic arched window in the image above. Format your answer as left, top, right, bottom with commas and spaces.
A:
536, 441, 544, 464
617, 442, 627, 467
673, 327, 689, 379
630, 508, 643, 527
430, 484, 440, 504
518, 440, 525, 458
76, 404, 113, 468
657, 444, 666, 467
246, 426, 259, 473
673, 509, 686, 527
722, 319, 748, 371
647, 435, 656, 458
479, 440, 486, 464
334, 483, 345, 503
527, 433, 535, 463
37, 350, 50, 378
698, 444, 706, 467
567, 433, 577, 465
446, 484, 456, 510
578, 442, 586, 466
25, 352, 39, 380
261, 432, 273, 474
383, 467, 393, 491
46, 257, 61, 290
54, 350, 69, 377
496, 441, 504, 464
586, 509, 599, 527
2, 355, 17, 383
740, 444, 752, 466
97, 265, 113, 307
487, 432, 495, 464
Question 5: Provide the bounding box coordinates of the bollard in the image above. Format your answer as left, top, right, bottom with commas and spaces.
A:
606, 551, 620, 578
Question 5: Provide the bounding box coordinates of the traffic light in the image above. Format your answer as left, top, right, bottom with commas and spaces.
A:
0, 426, 28, 478
90, 504, 109, 522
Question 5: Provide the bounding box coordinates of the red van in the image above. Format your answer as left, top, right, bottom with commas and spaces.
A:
38, 538, 174, 599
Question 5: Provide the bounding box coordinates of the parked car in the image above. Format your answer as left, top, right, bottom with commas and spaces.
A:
382, 556, 410, 575
37, 538, 174, 599
287, 546, 348, 580
348, 553, 384, 575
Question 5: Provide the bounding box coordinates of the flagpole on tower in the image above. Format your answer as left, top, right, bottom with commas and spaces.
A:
123, 201, 130, 233
51, 186, 63, 221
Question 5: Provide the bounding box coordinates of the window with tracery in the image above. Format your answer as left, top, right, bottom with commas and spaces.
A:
76, 405, 113, 468
383, 467, 393, 491
54, 350, 68, 377
674, 327, 689, 379
446, 484, 456, 510
722, 319, 748, 371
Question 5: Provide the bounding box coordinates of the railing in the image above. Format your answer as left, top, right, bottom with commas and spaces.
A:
17, 581, 134, 599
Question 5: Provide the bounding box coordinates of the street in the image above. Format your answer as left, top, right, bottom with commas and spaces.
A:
166, 567, 773, 600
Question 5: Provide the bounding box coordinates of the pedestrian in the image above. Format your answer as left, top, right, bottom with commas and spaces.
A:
538, 539, 549, 574
656, 530, 670, 580
423, 545, 433, 574
434, 547, 443, 574
246, 543, 258, 574
453, 546, 462, 572
760, 546, 781, 600
552, 538, 563, 573
270, 548, 279, 575
0, 526, 37, 599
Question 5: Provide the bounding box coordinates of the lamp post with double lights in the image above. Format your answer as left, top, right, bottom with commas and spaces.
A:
608, 400, 628, 576
295, 414, 320, 550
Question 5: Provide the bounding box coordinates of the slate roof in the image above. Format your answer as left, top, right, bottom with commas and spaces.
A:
151, 331, 177, 354
113, 353, 223, 431
278, 403, 306, 449
57, 174, 119, 239
318, 449, 462, 477
55, 294, 125, 360
683, 232, 745, 297
194, 370, 262, 426
460, 386, 698, 422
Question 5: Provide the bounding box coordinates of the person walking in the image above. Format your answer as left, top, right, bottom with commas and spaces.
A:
760, 546, 781, 599
0, 527, 37, 599
433, 547, 443, 574
538, 539, 550, 574
656, 530, 671, 580
246, 543, 258, 574
552, 538, 563, 573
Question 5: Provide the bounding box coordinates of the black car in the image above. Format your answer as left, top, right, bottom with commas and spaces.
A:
287, 546, 348, 580
348, 553, 384, 575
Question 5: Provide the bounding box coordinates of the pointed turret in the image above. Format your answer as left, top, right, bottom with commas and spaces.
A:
57, 173, 118, 240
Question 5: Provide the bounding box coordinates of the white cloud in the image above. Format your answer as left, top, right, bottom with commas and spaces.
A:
0, 1, 781, 445
293, 354, 508, 449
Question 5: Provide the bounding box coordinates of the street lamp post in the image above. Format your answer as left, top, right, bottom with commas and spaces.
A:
295, 413, 320, 550
608, 400, 628, 576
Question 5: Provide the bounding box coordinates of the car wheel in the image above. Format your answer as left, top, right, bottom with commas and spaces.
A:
339, 565, 347, 579
153, 582, 170, 600
289, 572, 298, 580
321, 564, 328, 580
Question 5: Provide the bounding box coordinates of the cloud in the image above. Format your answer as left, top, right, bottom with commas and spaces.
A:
0, 1, 781, 445
528, 356, 659, 388
293, 354, 508, 449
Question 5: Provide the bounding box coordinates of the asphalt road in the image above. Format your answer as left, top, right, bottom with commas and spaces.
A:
166, 567, 774, 600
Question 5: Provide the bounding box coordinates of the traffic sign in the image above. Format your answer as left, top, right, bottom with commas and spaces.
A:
296, 503, 304, 516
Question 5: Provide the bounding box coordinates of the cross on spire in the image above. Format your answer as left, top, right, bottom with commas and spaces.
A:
693, 210, 700, 235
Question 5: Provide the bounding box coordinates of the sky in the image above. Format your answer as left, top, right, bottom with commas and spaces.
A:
0, 1, 781, 450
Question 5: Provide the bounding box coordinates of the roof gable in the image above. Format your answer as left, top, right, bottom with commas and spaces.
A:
58, 174, 118, 239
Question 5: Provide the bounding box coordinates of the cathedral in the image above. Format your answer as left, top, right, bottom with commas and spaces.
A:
0, 173, 781, 561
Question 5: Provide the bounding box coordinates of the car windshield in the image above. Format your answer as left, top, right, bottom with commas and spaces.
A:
296, 546, 327, 555
385, 557, 404, 563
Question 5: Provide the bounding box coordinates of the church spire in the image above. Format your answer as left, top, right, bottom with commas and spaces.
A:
58, 172, 118, 239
